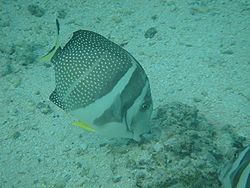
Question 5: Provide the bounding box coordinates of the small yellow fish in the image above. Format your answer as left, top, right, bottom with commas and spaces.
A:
71, 122, 96, 132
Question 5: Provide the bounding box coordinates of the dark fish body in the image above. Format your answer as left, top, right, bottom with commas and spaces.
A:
48, 26, 153, 141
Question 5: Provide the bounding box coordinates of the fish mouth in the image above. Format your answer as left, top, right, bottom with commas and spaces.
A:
124, 111, 148, 141
124, 111, 132, 132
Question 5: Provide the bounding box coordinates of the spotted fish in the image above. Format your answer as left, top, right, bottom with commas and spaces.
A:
219, 145, 250, 188
43, 20, 153, 141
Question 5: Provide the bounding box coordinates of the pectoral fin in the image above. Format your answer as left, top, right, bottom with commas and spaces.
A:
71, 121, 96, 132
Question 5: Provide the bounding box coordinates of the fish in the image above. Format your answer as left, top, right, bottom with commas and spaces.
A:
219, 145, 250, 188
42, 19, 153, 141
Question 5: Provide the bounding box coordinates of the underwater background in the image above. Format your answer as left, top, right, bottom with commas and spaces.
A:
0, 0, 249, 187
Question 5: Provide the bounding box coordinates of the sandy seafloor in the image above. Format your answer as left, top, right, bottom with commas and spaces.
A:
0, 0, 249, 187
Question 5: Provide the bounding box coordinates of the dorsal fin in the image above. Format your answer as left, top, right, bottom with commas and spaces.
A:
40, 19, 61, 62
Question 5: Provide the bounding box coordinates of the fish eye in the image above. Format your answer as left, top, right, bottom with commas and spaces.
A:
233, 152, 238, 159
141, 103, 150, 111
